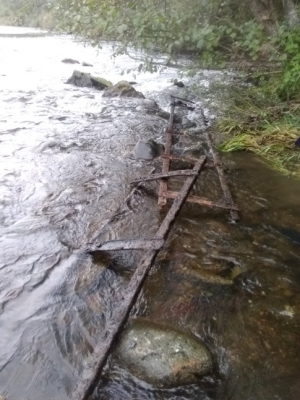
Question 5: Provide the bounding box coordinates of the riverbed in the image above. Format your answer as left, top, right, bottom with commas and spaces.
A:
0, 26, 300, 400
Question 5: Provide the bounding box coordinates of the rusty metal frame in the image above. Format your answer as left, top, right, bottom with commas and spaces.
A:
157, 96, 239, 220
73, 96, 240, 400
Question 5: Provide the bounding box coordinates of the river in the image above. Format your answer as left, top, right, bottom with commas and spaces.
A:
0, 26, 300, 400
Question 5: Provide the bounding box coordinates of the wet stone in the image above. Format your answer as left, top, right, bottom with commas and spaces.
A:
181, 116, 197, 129
173, 80, 185, 88
82, 61, 93, 67
156, 109, 171, 120
116, 319, 213, 388
62, 58, 80, 64
134, 139, 164, 160
66, 70, 112, 90
102, 80, 145, 98
135, 98, 160, 115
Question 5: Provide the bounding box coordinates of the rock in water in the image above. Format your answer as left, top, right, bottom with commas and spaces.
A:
102, 80, 145, 98
90, 76, 113, 90
116, 319, 213, 388
66, 70, 112, 90
134, 139, 164, 160
82, 61, 93, 67
61, 58, 80, 64
173, 80, 185, 87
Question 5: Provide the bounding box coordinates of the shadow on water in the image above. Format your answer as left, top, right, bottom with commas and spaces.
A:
0, 27, 300, 400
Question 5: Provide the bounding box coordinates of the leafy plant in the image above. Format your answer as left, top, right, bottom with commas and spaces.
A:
276, 27, 300, 100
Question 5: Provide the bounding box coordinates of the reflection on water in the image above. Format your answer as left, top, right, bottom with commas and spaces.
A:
0, 26, 300, 400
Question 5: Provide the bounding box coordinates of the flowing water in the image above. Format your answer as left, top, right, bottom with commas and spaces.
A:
0, 26, 300, 400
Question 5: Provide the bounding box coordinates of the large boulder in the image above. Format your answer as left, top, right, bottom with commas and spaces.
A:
134, 139, 164, 160
102, 80, 145, 98
116, 319, 213, 388
66, 70, 112, 90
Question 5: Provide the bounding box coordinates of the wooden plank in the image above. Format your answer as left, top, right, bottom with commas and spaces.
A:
204, 128, 239, 222
131, 170, 197, 184
165, 191, 239, 211
88, 238, 164, 252
158, 102, 175, 207
72, 155, 207, 400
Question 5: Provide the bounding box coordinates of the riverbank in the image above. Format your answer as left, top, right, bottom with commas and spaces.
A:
0, 10, 55, 30
212, 70, 300, 177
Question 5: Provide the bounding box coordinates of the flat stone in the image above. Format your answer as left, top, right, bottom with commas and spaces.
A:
116, 319, 213, 388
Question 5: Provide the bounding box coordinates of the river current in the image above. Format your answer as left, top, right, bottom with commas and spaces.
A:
0, 26, 300, 400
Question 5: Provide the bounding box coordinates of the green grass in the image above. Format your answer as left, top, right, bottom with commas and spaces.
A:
218, 78, 300, 177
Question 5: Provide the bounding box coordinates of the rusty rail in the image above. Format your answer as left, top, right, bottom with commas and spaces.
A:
157, 99, 175, 207
156, 97, 239, 220
165, 191, 239, 211
131, 169, 197, 184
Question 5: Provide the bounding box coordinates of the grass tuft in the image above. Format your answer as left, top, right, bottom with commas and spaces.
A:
218, 78, 300, 177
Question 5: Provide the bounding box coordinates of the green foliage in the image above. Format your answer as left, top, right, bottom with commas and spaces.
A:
276, 27, 300, 100
55, 0, 269, 66
0, 0, 55, 27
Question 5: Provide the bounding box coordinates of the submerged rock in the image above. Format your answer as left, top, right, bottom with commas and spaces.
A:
62, 58, 80, 64
116, 319, 213, 388
173, 80, 185, 88
181, 116, 197, 129
82, 61, 93, 67
102, 80, 145, 98
182, 267, 234, 285
135, 99, 173, 121
66, 70, 112, 90
134, 139, 164, 160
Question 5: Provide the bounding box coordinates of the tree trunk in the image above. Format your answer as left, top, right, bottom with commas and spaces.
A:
282, 0, 300, 27
249, 0, 278, 35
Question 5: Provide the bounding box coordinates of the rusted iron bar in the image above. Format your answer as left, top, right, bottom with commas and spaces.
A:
170, 95, 195, 104
131, 169, 197, 184
161, 154, 199, 164
158, 101, 175, 207
169, 95, 195, 110
204, 131, 239, 221
72, 155, 207, 400
162, 154, 219, 168
165, 191, 239, 211
88, 238, 164, 252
